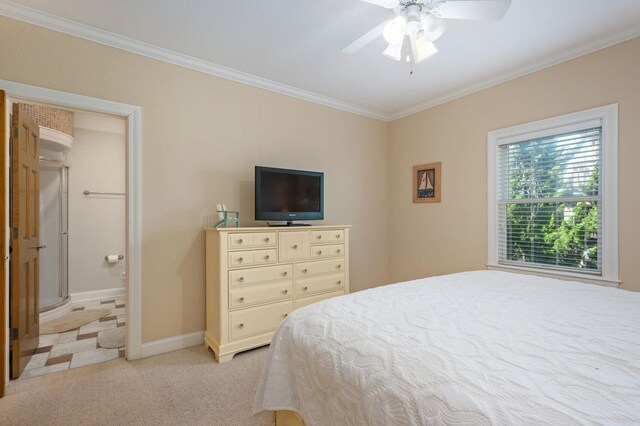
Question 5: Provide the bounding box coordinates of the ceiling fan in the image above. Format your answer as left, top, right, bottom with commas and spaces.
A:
343, 0, 511, 64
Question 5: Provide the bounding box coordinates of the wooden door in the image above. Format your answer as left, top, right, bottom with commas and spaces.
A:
0, 90, 6, 396
10, 103, 40, 379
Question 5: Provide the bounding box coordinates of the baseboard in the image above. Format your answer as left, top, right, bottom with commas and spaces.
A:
140, 331, 204, 359
70, 287, 126, 303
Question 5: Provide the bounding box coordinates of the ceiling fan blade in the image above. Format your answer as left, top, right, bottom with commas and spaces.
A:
341, 20, 390, 54
435, 0, 511, 21
358, 0, 400, 9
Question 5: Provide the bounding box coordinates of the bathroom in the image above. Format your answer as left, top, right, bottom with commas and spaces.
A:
12, 102, 126, 379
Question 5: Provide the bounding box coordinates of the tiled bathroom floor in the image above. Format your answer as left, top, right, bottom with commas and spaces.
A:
20, 297, 126, 380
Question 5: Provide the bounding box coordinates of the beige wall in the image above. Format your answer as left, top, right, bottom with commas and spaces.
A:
389, 37, 640, 292
68, 113, 126, 295
1, 15, 638, 346
0, 17, 390, 342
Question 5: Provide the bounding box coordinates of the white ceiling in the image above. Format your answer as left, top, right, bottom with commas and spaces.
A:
2, 0, 640, 120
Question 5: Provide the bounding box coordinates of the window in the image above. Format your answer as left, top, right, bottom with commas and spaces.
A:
487, 105, 618, 286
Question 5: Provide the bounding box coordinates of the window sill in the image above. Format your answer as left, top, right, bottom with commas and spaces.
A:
486, 263, 620, 288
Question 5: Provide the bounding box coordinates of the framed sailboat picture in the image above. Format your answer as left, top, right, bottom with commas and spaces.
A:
413, 162, 441, 203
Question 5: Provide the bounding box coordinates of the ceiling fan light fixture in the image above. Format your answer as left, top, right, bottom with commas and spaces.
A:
346, 0, 512, 67
383, 40, 404, 61
410, 35, 438, 63
383, 16, 406, 44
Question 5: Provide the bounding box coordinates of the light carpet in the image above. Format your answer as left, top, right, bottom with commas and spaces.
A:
40, 309, 111, 334
1, 345, 273, 426
97, 327, 125, 349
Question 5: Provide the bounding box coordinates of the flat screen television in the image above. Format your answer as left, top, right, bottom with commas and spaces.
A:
255, 166, 324, 225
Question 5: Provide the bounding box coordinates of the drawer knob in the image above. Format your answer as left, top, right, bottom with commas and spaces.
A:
283, 271, 288, 276
337, 264, 342, 269
317, 251, 322, 255
337, 280, 342, 285
238, 239, 243, 244
238, 257, 243, 262
265, 255, 270, 260
265, 237, 270, 242
283, 313, 288, 318
293, 244, 298, 249
335, 234, 340, 238
316, 235, 322, 239
239, 276, 244, 282
239, 297, 245, 302
239, 323, 245, 329
283, 289, 288, 294
303, 286, 309, 291
337, 249, 341, 253
303, 268, 308, 273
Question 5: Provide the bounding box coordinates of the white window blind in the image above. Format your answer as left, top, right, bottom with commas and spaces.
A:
497, 125, 602, 274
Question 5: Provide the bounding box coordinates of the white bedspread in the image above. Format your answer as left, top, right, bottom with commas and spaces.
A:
253, 271, 640, 425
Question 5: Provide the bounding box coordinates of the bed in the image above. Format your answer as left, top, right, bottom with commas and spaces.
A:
253, 270, 640, 425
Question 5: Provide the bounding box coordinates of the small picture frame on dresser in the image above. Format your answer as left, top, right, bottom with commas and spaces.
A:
413, 162, 441, 203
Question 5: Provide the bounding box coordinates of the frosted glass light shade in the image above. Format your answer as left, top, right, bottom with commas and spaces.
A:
383, 40, 404, 61
410, 35, 438, 63
423, 18, 446, 42
383, 16, 406, 44
421, 14, 438, 33
406, 19, 421, 36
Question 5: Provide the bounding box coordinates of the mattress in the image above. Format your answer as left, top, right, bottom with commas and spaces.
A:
253, 271, 640, 425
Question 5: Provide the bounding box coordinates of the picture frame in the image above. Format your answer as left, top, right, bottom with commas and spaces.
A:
413, 162, 441, 203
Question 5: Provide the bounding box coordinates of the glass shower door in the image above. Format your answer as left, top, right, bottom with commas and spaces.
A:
38, 163, 70, 311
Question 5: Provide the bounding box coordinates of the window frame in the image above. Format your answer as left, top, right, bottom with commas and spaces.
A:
487, 104, 619, 287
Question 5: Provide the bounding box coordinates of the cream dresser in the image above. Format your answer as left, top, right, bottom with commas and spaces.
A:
205, 225, 350, 362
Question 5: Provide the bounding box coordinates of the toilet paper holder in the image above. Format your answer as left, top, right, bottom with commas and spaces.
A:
105, 254, 124, 261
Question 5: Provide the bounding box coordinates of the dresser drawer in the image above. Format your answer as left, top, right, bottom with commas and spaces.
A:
311, 229, 344, 244
229, 264, 292, 286
229, 301, 293, 340
311, 244, 344, 259
229, 281, 293, 309
228, 232, 276, 249
279, 231, 310, 262
295, 258, 345, 278
295, 290, 344, 309
228, 249, 276, 268
296, 273, 345, 296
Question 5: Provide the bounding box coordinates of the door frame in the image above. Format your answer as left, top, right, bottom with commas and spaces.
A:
1, 79, 143, 389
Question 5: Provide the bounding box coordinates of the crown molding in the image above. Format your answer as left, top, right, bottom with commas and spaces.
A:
1, 1, 638, 124
389, 27, 640, 121
0, 1, 390, 122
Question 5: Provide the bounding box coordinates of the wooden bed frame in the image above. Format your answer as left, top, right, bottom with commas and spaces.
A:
275, 410, 305, 426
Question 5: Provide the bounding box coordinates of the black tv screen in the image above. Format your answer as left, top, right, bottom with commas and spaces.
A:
255, 166, 324, 222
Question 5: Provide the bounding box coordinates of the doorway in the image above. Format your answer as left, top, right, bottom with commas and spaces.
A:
13, 103, 127, 379
0, 81, 142, 395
